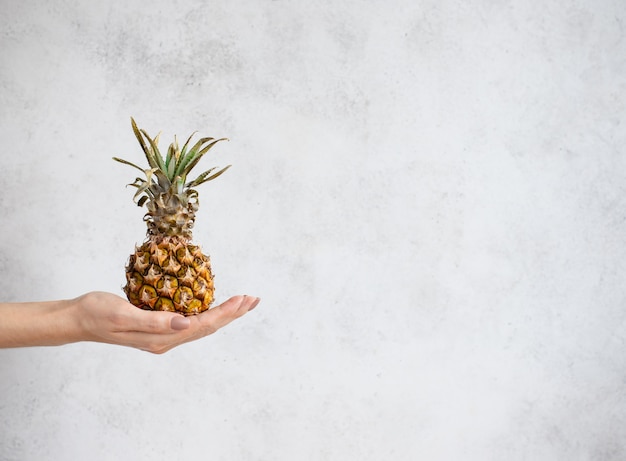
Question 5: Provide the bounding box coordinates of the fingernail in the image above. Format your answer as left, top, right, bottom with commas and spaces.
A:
249, 297, 261, 311
171, 315, 190, 330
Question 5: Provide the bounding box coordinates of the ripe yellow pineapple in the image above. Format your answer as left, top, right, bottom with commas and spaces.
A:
114, 118, 230, 315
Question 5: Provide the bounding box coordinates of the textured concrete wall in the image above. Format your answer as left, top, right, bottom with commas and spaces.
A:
1, 0, 625, 459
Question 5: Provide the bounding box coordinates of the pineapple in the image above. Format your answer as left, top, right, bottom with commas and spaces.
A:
113, 118, 230, 315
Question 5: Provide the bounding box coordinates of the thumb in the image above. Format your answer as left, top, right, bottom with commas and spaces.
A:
125, 308, 191, 333
170, 315, 191, 331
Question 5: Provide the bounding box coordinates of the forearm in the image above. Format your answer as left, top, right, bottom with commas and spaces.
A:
0, 292, 259, 352
0, 298, 83, 348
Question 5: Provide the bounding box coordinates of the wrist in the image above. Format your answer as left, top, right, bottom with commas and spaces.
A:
66, 292, 102, 343
62, 295, 90, 344
34, 297, 84, 346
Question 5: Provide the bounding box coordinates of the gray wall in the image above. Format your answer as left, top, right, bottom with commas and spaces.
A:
1, 0, 625, 459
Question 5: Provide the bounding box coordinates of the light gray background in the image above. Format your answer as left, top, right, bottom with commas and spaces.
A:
1, 0, 625, 459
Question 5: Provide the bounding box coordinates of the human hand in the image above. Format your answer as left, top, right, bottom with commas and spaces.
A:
74, 291, 260, 354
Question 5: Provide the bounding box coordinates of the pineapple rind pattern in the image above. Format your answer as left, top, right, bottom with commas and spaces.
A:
125, 236, 214, 316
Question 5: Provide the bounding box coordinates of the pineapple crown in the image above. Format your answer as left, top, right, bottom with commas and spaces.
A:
113, 117, 230, 238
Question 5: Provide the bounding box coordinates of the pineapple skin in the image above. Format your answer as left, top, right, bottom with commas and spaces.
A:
125, 236, 215, 315
114, 117, 230, 316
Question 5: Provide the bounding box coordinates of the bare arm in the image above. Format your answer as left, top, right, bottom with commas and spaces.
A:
0, 292, 260, 353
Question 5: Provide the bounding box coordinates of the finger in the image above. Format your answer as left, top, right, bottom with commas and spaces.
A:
197, 295, 260, 331
142, 296, 260, 351
248, 297, 261, 311
109, 296, 260, 353
220, 295, 260, 319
